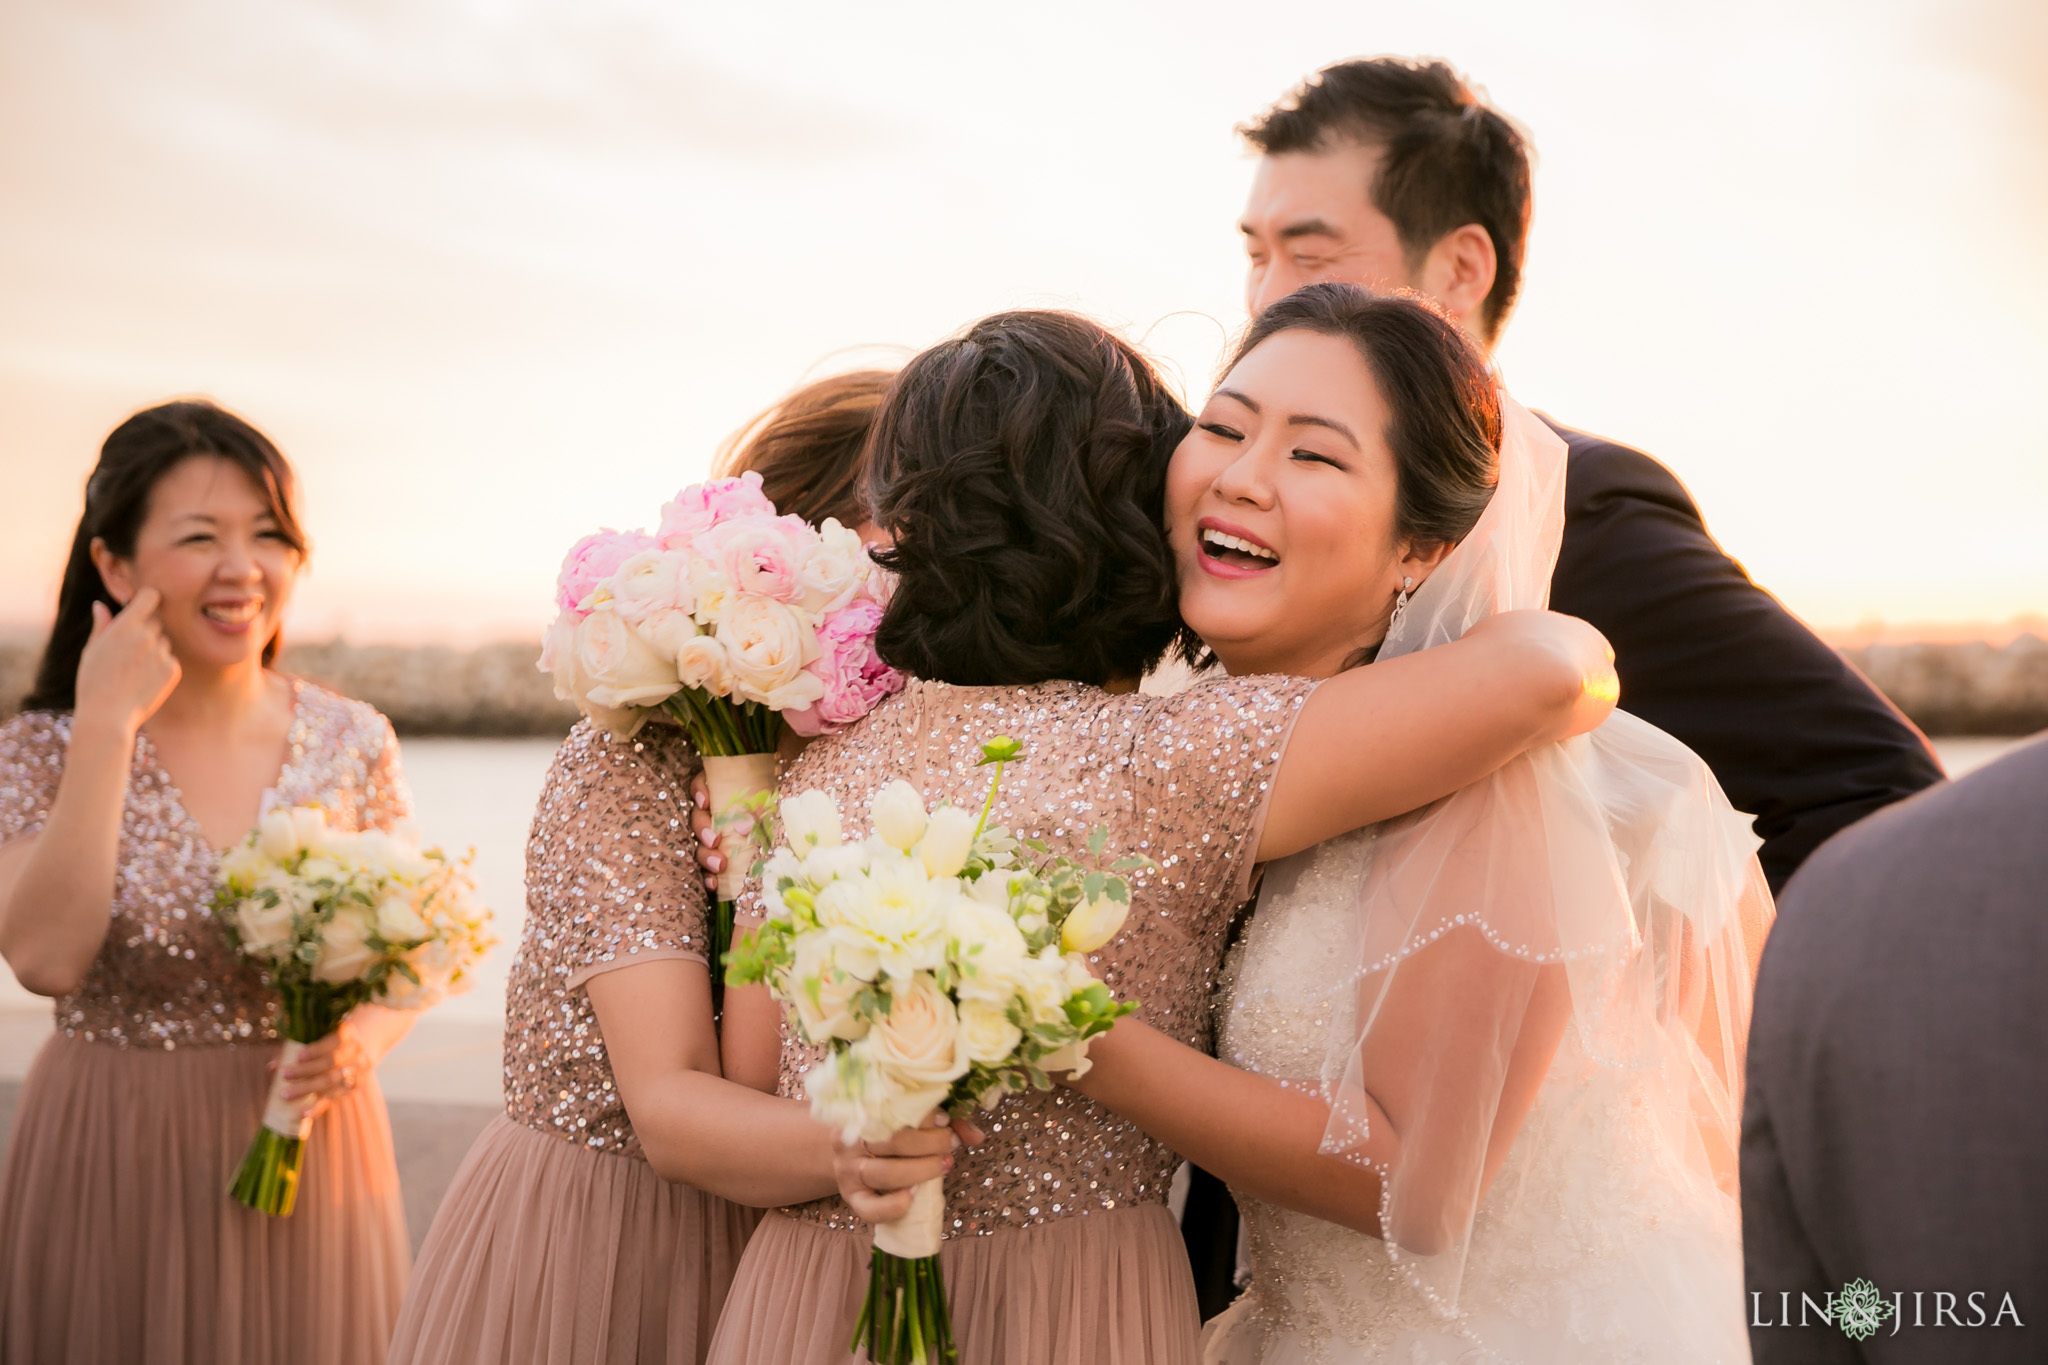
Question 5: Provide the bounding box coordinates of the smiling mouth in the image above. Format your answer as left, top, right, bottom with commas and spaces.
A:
201, 600, 262, 626
1199, 527, 1279, 570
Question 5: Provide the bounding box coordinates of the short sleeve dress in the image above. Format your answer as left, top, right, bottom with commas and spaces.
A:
389, 720, 761, 1365
0, 681, 414, 1365
705, 674, 1314, 1365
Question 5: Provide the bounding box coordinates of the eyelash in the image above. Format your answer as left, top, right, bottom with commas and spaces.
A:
1200, 423, 1243, 442
1292, 450, 1343, 469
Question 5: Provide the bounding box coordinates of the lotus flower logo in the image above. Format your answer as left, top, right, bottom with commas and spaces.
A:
1834, 1279, 1896, 1341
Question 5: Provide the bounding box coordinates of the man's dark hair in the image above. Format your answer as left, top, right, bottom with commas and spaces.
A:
1242, 58, 1532, 340
863, 311, 1189, 687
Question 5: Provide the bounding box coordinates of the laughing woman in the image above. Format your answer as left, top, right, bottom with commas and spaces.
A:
0, 401, 415, 1365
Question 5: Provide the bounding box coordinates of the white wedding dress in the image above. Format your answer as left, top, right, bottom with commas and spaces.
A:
1201, 395, 1766, 1365
1203, 827, 1752, 1365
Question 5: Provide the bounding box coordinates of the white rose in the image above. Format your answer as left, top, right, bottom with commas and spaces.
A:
870, 780, 930, 853
957, 998, 1024, 1066
779, 789, 843, 853
257, 809, 298, 861
312, 907, 381, 984
1060, 891, 1130, 955
805, 1044, 950, 1144
674, 634, 733, 697
607, 550, 690, 626
797, 519, 869, 615
575, 608, 682, 710
632, 608, 701, 664
788, 933, 870, 1042
233, 894, 297, 957
918, 805, 977, 880
716, 596, 822, 708
966, 869, 1018, 910
868, 973, 970, 1092
374, 894, 431, 943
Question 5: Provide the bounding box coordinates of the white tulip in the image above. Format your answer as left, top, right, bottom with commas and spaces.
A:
1060, 891, 1130, 955
257, 809, 298, 861
779, 789, 843, 853
870, 780, 930, 852
918, 806, 977, 880
290, 807, 331, 856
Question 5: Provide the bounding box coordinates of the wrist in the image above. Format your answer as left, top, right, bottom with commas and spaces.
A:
65, 709, 139, 756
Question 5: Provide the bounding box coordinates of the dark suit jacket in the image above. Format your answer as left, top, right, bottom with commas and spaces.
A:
1544, 420, 1944, 893
1742, 737, 2048, 1362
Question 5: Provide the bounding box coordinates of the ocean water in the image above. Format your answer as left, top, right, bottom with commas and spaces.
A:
0, 735, 2030, 1016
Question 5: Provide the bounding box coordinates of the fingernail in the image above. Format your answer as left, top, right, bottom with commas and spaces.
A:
943, 1156, 954, 1170
707, 854, 723, 872
694, 790, 707, 807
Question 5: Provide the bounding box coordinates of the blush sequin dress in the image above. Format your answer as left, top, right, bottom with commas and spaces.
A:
704, 674, 1314, 1365
389, 720, 760, 1365
0, 682, 413, 1365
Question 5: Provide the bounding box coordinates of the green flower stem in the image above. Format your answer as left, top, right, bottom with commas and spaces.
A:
850, 1249, 955, 1365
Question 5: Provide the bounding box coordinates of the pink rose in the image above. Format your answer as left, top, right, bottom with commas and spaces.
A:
656, 472, 776, 548
693, 513, 817, 606
555, 529, 656, 618
785, 599, 904, 737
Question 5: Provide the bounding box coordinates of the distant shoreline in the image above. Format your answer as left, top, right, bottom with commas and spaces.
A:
1, 634, 2043, 739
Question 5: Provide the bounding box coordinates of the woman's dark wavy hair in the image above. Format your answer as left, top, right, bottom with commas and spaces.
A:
23, 400, 307, 712
1177, 283, 1500, 666
862, 311, 1191, 687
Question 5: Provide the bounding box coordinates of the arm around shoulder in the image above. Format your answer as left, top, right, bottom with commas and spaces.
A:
1257, 609, 1616, 862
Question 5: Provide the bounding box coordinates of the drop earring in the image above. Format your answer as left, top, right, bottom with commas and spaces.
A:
1388, 575, 1415, 636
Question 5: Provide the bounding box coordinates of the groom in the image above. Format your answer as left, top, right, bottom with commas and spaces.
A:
1181, 55, 1946, 1318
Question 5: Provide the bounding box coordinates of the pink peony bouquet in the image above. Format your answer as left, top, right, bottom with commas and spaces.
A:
540, 472, 904, 984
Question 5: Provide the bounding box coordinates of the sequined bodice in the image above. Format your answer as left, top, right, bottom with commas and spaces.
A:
0, 684, 411, 1050
501, 721, 709, 1161
741, 674, 1313, 1237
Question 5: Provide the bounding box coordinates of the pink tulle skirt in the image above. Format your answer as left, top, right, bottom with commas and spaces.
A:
706, 1203, 1202, 1365
0, 1032, 410, 1365
388, 1114, 762, 1365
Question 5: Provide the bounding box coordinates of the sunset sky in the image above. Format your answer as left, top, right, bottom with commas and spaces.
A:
1, 0, 2042, 645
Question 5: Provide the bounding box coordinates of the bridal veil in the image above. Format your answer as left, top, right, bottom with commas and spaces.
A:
1270, 394, 1775, 1315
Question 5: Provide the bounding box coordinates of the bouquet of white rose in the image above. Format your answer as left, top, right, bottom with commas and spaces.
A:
726, 737, 1144, 1365
540, 471, 903, 1002
213, 805, 495, 1215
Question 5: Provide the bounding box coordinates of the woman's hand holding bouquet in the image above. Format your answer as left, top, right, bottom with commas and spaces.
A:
214, 805, 494, 1215
726, 738, 1144, 1365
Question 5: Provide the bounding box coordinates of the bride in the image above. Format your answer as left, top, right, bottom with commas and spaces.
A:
1140, 282, 1771, 1362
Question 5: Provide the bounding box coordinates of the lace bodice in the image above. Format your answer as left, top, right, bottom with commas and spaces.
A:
501, 721, 710, 1160
739, 673, 1314, 1238
0, 682, 411, 1050
1210, 830, 1750, 1365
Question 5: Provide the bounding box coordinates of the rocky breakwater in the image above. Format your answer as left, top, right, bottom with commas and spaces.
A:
1839, 634, 2048, 737
2, 633, 2044, 738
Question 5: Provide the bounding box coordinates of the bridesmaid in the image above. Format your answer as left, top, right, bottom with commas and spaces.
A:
707, 312, 1616, 1365
0, 400, 416, 1365
388, 369, 948, 1365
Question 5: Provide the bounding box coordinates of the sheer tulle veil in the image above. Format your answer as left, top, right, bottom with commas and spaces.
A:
1268, 393, 1775, 1315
